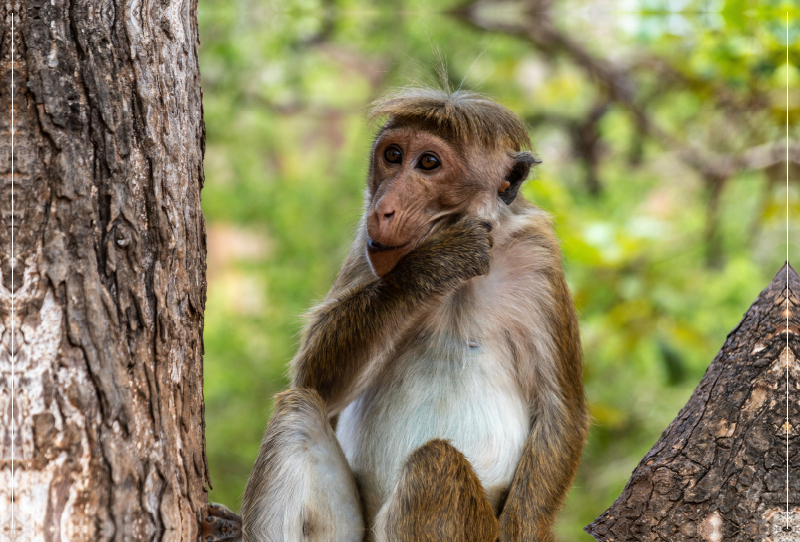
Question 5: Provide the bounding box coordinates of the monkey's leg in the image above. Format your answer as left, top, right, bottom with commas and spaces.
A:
241, 389, 364, 542
374, 439, 498, 542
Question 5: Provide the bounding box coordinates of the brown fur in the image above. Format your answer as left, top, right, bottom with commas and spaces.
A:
497, 258, 589, 542
369, 87, 531, 151
375, 439, 499, 542
245, 87, 588, 542
482, 211, 589, 541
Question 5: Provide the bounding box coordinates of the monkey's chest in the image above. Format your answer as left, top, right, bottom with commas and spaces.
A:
335, 344, 529, 521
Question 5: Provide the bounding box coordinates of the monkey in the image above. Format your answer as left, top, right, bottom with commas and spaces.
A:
241, 86, 589, 542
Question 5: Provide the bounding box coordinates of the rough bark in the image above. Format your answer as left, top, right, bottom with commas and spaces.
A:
0, 1, 208, 540
586, 264, 800, 542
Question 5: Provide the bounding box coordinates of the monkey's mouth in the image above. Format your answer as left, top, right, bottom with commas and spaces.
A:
367, 238, 406, 253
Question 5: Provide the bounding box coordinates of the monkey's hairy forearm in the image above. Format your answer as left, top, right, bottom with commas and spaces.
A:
292, 218, 491, 410
498, 404, 588, 542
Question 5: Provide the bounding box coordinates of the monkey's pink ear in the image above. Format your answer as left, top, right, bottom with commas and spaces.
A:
499, 151, 541, 205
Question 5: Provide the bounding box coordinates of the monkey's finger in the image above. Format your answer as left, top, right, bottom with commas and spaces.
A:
207, 502, 241, 521
202, 502, 242, 541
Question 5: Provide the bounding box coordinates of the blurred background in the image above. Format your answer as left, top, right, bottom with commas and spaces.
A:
198, 1, 799, 539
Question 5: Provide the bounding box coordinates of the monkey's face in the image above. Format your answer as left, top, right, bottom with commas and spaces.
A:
365, 127, 498, 277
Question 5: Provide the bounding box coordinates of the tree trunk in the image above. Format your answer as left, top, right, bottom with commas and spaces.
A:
1, 1, 208, 540
586, 264, 800, 541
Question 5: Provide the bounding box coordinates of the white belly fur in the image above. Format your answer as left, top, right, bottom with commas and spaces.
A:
335, 339, 529, 523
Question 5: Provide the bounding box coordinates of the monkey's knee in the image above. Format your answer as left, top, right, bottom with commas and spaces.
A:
241, 388, 364, 542
375, 439, 498, 542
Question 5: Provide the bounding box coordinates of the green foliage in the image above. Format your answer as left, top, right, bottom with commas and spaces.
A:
199, 1, 798, 539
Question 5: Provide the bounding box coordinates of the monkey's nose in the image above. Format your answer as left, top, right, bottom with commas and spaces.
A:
375, 202, 396, 229
381, 210, 395, 226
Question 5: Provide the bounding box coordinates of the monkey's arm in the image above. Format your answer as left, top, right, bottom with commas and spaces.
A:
292, 217, 491, 414
494, 228, 589, 542
498, 401, 588, 542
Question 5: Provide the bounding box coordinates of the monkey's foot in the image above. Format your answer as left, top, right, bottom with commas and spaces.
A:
376, 439, 498, 542
201, 502, 242, 542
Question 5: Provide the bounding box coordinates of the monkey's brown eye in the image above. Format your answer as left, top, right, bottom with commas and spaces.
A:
384, 146, 403, 164
417, 154, 440, 170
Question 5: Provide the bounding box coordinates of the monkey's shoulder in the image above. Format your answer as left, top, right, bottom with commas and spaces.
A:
500, 205, 560, 252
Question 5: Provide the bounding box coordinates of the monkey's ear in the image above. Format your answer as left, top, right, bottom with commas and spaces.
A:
499, 151, 541, 205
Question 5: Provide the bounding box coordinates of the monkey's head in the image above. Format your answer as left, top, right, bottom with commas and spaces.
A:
364, 88, 540, 277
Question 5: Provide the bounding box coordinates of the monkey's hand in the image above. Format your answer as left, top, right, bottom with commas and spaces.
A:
387, 216, 492, 299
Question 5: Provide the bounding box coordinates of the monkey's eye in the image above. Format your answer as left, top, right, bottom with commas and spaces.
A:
384, 146, 403, 164
417, 154, 440, 170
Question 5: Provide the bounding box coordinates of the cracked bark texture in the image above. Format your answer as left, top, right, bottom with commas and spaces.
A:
586, 264, 800, 542
0, 1, 208, 540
